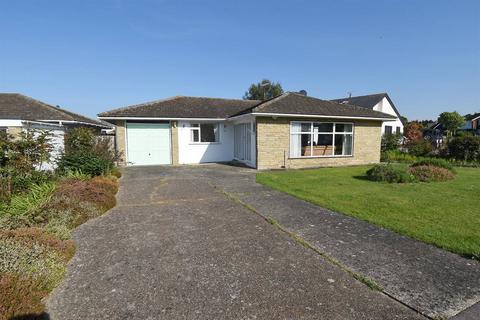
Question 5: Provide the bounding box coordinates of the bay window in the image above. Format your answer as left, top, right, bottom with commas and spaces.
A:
190, 123, 219, 143
290, 121, 353, 158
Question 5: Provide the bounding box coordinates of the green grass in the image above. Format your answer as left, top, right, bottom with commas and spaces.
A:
257, 165, 480, 260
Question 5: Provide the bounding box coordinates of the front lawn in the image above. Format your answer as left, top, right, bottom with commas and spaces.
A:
257, 165, 480, 260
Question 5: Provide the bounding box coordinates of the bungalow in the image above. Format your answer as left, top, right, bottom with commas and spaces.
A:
99, 92, 396, 170
331, 93, 404, 135
0, 93, 112, 169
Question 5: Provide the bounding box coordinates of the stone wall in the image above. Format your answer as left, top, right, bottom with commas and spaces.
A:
256, 117, 382, 170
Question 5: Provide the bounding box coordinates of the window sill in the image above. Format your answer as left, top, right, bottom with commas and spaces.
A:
288, 155, 353, 159
189, 142, 221, 145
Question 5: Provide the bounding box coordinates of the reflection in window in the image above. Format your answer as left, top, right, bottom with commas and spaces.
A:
190, 123, 219, 143
290, 122, 353, 158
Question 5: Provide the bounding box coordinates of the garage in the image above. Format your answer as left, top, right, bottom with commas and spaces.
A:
126, 122, 171, 166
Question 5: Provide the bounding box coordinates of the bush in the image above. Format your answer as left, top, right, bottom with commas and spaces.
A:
447, 136, 480, 162
411, 158, 455, 172
58, 127, 117, 176
58, 152, 114, 176
366, 164, 414, 183
408, 165, 455, 182
407, 139, 433, 156
381, 133, 402, 152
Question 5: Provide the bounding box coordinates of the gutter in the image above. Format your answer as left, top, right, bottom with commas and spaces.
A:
98, 117, 227, 121
249, 112, 396, 121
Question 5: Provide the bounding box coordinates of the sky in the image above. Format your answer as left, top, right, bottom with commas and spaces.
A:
0, 0, 479, 120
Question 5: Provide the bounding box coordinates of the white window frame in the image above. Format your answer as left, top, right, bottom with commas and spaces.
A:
189, 123, 220, 144
289, 121, 354, 158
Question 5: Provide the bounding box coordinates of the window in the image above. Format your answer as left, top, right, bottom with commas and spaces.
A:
290, 122, 353, 158
396, 126, 401, 135
385, 125, 393, 135
190, 123, 219, 143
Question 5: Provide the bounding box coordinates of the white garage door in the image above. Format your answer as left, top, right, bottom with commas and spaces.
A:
126, 123, 171, 166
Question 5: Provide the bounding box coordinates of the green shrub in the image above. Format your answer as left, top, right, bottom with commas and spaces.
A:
0, 183, 56, 219
366, 164, 414, 183
408, 165, 455, 182
411, 158, 455, 173
447, 135, 480, 162
59, 127, 117, 176
381, 133, 402, 152
58, 153, 113, 176
407, 139, 433, 156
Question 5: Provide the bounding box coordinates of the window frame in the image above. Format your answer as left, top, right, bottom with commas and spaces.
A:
189, 123, 220, 144
289, 121, 354, 159
385, 125, 393, 135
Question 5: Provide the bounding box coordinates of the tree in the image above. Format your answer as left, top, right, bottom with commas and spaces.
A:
404, 121, 423, 143
438, 111, 465, 137
243, 79, 284, 101
399, 116, 408, 126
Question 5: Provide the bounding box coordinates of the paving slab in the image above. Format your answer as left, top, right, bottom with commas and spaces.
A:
187, 164, 480, 319
47, 165, 423, 320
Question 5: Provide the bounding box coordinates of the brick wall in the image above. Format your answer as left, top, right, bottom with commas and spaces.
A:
256, 117, 382, 170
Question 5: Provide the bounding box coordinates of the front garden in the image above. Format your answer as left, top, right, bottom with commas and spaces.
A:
0, 128, 120, 319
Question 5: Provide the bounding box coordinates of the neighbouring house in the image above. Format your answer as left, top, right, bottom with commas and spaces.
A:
331, 93, 404, 135
0, 93, 112, 169
98, 92, 395, 170
459, 115, 480, 136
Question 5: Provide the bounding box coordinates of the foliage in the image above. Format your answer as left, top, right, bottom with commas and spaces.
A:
0, 130, 54, 202
381, 149, 480, 167
399, 116, 408, 126
447, 135, 480, 162
58, 127, 116, 176
59, 152, 114, 176
0, 228, 74, 319
0, 182, 56, 219
406, 139, 433, 156
411, 158, 455, 172
63, 127, 95, 154
366, 164, 414, 183
381, 133, 402, 152
0, 175, 119, 318
243, 79, 284, 100
438, 111, 465, 137
257, 166, 480, 259
403, 121, 422, 143
408, 165, 455, 182
0, 130, 53, 170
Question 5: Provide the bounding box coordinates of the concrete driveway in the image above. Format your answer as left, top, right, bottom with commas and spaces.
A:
47, 165, 423, 320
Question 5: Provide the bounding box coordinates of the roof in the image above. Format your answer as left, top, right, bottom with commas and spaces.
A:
238, 92, 396, 119
99, 93, 395, 120
331, 93, 402, 119
0, 93, 111, 128
98, 96, 261, 119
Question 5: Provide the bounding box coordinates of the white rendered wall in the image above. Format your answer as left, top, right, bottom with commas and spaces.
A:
178, 121, 234, 164
28, 123, 65, 171
373, 97, 404, 134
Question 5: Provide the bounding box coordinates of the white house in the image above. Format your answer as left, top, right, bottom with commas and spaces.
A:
332, 93, 404, 135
